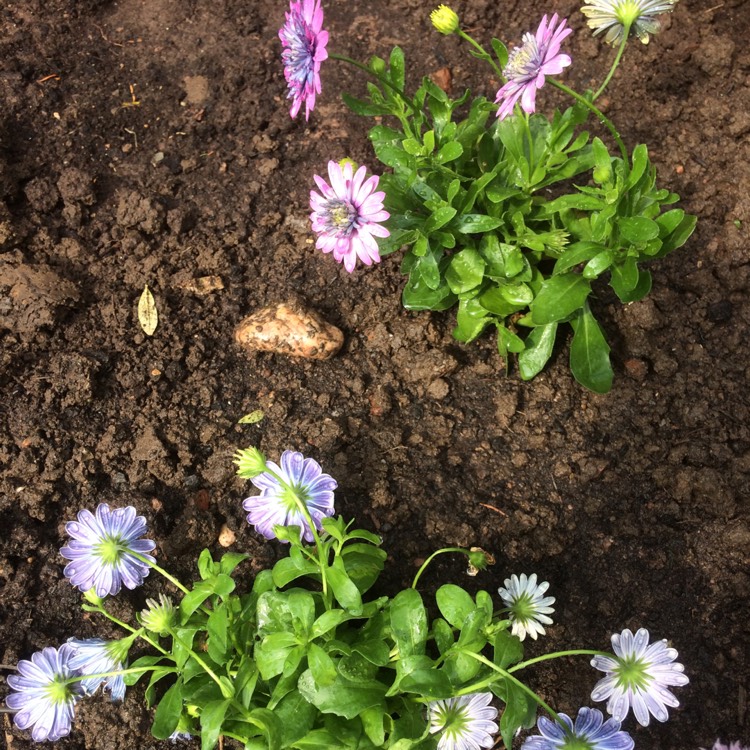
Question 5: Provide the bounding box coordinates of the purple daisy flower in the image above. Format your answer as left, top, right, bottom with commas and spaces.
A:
521, 707, 634, 750
5, 644, 84, 742
495, 13, 572, 121
60, 504, 156, 598
591, 628, 689, 726
67, 638, 127, 701
243, 451, 336, 542
279, 0, 329, 120
428, 692, 499, 750
310, 160, 390, 273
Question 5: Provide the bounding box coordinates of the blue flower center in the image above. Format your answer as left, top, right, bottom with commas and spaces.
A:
323, 198, 359, 236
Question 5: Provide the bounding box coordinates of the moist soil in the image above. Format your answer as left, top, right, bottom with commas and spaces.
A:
1, 0, 749, 748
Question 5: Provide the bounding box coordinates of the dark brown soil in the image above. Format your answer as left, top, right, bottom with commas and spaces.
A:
1, 0, 749, 748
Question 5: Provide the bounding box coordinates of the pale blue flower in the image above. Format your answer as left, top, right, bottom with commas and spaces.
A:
67, 638, 126, 701
60, 504, 156, 597
591, 628, 689, 726
581, 0, 680, 45
243, 451, 336, 542
428, 692, 498, 750
498, 573, 555, 641
522, 707, 634, 750
5, 644, 84, 742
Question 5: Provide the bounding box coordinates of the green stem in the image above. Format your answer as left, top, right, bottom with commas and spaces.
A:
411, 547, 470, 589
460, 651, 561, 725
548, 79, 629, 168
66, 665, 174, 685
131, 552, 191, 597
509, 648, 610, 673
169, 630, 231, 698
593, 23, 630, 102
90, 605, 169, 656
456, 30, 505, 82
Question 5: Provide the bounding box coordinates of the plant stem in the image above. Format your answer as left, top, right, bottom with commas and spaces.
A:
593, 24, 630, 102
411, 547, 470, 589
169, 629, 231, 698
131, 552, 191, 597
548, 79, 629, 167
91, 605, 169, 656
509, 648, 610, 673
456, 30, 505, 82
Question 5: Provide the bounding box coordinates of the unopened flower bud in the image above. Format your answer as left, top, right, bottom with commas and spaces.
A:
233, 447, 267, 478
140, 594, 176, 636
466, 546, 495, 576
431, 5, 460, 35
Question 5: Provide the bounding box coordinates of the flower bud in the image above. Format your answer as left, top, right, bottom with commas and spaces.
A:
233, 447, 267, 478
82, 587, 105, 606
466, 546, 495, 576
140, 594, 176, 636
430, 5, 460, 35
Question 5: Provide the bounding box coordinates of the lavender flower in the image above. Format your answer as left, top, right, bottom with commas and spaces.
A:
243, 450, 336, 542
60, 504, 156, 597
521, 707, 634, 750
5, 644, 84, 742
581, 0, 679, 45
591, 628, 689, 726
498, 573, 555, 641
310, 160, 390, 273
428, 692, 499, 750
495, 14, 572, 121
67, 637, 127, 701
279, 0, 329, 120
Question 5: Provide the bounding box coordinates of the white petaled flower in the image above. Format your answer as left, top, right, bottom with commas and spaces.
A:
591, 628, 689, 726
428, 693, 499, 750
580, 0, 680, 45
702, 743, 750, 750
498, 573, 555, 641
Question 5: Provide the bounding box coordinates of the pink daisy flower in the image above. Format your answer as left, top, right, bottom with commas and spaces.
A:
495, 14, 572, 121
279, 0, 329, 120
310, 161, 390, 273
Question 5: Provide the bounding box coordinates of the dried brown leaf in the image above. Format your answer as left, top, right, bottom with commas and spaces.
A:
138, 284, 158, 336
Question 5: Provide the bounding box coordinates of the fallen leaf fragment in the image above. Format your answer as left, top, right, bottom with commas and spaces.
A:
238, 409, 265, 425
430, 66, 453, 94
235, 302, 344, 360
180, 275, 224, 296
138, 284, 158, 335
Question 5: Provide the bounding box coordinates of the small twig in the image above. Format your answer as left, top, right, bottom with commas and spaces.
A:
93, 23, 124, 47
0, 664, 16, 670
36, 74, 61, 84
479, 503, 507, 517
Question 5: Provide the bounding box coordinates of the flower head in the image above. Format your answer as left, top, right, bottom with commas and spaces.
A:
521, 707, 634, 750
67, 637, 128, 701
591, 628, 689, 726
243, 450, 336, 542
310, 160, 390, 272
428, 692, 499, 750
5, 644, 84, 742
279, 0, 329, 119
431, 5, 460, 35
498, 573, 555, 641
60, 504, 156, 598
580, 0, 679, 45
140, 594, 177, 636
495, 14, 572, 121
703, 743, 750, 750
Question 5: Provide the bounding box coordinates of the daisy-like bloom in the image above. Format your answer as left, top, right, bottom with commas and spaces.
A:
521, 707, 634, 750
279, 0, 329, 120
67, 637, 128, 701
60, 504, 156, 598
310, 160, 390, 273
497, 573, 555, 641
591, 627, 689, 726
5, 644, 85, 742
580, 0, 679, 45
243, 450, 336, 542
495, 14, 572, 121
428, 693, 499, 750
703, 743, 750, 750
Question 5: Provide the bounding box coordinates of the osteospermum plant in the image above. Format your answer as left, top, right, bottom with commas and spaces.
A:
2, 448, 689, 749
283, 0, 695, 392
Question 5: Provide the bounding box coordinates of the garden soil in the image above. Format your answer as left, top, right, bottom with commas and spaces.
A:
1, 0, 749, 748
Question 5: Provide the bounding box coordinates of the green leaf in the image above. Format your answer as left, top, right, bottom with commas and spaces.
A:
206, 604, 229, 663
402, 272, 456, 311
275, 692, 317, 747
341, 543, 387, 594
432, 618, 454, 655
582, 250, 614, 279
151, 679, 183, 739
255, 632, 298, 680
311, 609, 349, 639
399, 668, 454, 698
423, 205, 457, 234
328, 556, 363, 614
124, 655, 167, 686
493, 630, 523, 669
626, 143, 649, 189
480, 238, 525, 280
619, 216, 660, 244
497, 325, 525, 357
219, 552, 248, 575
453, 214, 503, 233
499, 282, 534, 306
539, 193, 606, 214
570, 305, 613, 393
308, 642, 338, 687
610, 255, 639, 294
656, 212, 697, 256
453, 297, 492, 343
491, 38, 508, 69
389, 46, 405, 90
613, 267, 652, 303
497, 680, 536, 750
436, 141, 464, 164
554, 242, 607, 274
390, 588, 428, 657
360, 706, 386, 747
341, 92, 391, 117
518, 323, 558, 380
479, 287, 523, 317
435, 584, 476, 629
530, 274, 591, 324
591, 137, 613, 185
246, 708, 282, 750
297, 670, 387, 720
446, 248, 485, 294
198, 548, 218, 580
200, 699, 231, 750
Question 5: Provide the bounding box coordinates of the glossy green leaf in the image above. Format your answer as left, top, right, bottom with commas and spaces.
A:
328, 556, 363, 614
570, 305, 613, 393
453, 214, 503, 233
582, 250, 614, 279
518, 323, 558, 380
446, 248, 485, 294
389, 46, 405, 90
390, 588, 428, 657
493, 630, 523, 669
308, 642, 338, 687
453, 297, 492, 343
297, 669, 387, 720
151, 679, 183, 739
530, 274, 591, 324
491, 37, 508, 68
200, 699, 231, 750
619, 216, 660, 244
436, 141, 464, 164
435, 584, 476, 629
423, 205, 457, 234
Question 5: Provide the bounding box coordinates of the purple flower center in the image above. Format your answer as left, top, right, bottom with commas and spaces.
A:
283, 14, 318, 88
322, 198, 359, 236
504, 33, 541, 82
